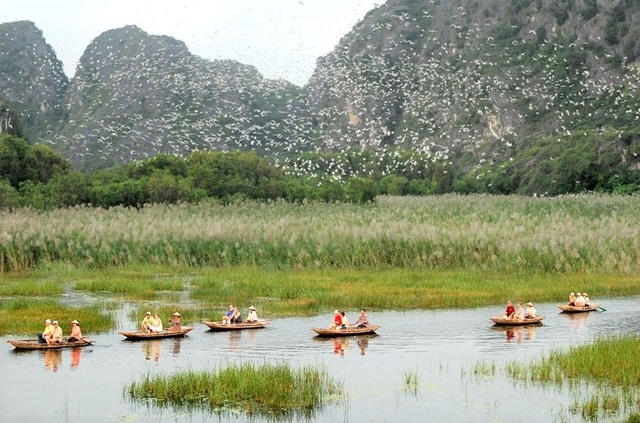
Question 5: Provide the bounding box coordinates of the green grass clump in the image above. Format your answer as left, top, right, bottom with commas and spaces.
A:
507, 336, 640, 421
0, 298, 114, 335
125, 362, 342, 418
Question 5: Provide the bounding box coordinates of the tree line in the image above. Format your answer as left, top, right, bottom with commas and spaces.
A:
0, 132, 639, 210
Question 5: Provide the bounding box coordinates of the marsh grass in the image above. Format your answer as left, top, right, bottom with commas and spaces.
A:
125, 362, 342, 418
0, 298, 114, 335
472, 359, 498, 377
507, 335, 640, 420
0, 194, 639, 274
403, 369, 419, 395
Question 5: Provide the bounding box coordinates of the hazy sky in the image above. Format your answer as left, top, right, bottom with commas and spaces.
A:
1, 0, 381, 86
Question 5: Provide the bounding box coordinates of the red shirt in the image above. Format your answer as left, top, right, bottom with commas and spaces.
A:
333, 314, 342, 325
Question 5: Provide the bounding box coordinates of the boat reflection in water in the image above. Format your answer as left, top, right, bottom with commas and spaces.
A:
141, 338, 183, 362
44, 349, 62, 372
314, 333, 379, 357
491, 325, 537, 344
71, 347, 82, 369
143, 340, 161, 362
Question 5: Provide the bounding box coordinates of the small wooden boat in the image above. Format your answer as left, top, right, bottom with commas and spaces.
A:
202, 320, 269, 331
119, 327, 193, 340
8, 338, 95, 350
311, 325, 381, 337
557, 304, 600, 313
489, 316, 545, 326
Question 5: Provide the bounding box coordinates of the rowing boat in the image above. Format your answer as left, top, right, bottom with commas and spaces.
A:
7, 338, 95, 350
489, 316, 545, 326
118, 327, 193, 340
557, 304, 600, 313
202, 320, 269, 331
311, 325, 381, 337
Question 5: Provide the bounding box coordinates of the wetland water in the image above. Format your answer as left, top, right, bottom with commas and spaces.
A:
2, 296, 640, 423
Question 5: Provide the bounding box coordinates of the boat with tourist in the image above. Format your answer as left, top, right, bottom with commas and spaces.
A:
311, 325, 381, 337
557, 303, 601, 313
489, 316, 545, 326
119, 327, 193, 340
202, 320, 269, 331
7, 338, 95, 350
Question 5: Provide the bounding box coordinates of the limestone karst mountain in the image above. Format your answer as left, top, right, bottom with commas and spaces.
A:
1, 0, 640, 193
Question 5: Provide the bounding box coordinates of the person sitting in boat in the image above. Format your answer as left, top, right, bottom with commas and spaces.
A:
49, 321, 63, 344
68, 320, 83, 342
574, 293, 585, 307
222, 304, 235, 324
503, 300, 516, 319
340, 311, 350, 329
148, 313, 163, 333
246, 306, 258, 322
329, 310, 342, 330
353, 309, 369, 328
524, 302, 537, 319
169, 312, 182, 332
583, 292, 590, 306
568, 292, 576, 306
141, 311, 155, 332
515, 302, 525, 321
39, 319, 54, 343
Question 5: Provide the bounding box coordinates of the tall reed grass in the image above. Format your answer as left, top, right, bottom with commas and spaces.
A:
0, 194, 638, 274
125, 362, 342, 418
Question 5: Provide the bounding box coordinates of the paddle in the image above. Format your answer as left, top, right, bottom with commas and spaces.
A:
597, 306, 606, 312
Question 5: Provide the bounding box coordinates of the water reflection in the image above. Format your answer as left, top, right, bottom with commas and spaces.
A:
71, 347, 82, 369
44, 349, 61, 372
141, 338, 183, 361
143, 340, 161, 362
313, 334, 378, 357
490, 325, 538, 344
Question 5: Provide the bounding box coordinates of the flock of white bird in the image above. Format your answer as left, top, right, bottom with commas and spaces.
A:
1, 0, 639, 182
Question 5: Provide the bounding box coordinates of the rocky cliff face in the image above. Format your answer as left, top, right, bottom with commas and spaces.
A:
0, 21, 67, 139
54, 26, 301, 170
2, 0, 640, 176
303, 0, 640, 164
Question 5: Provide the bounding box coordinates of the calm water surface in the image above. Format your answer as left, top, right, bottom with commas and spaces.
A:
2, 296, 640, 423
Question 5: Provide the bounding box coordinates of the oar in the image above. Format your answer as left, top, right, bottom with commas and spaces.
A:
597, 305, 606, 312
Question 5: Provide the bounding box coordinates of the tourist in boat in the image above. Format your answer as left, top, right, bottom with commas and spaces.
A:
141, 311, 155, 332
583, 293, 591, 306
340, 311, 350, 329
574, 293, 585, 307
515, 302, 525, 321
169, 312, 182, 332
222, 304, 235, 324
524, 302, 537, 319
568, 292, 576, 306
49, 320, 63, 344
353, 309, 369, 328
39, 319, 54, 343
231, 306, 242, 323
329, 310, 342, 330
504, 300, 516, 319
68, 320, 83, 342
246, 306, 258, 322
147, 313, 163, 333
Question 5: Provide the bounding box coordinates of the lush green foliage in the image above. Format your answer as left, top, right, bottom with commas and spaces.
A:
126, 362, 342, 417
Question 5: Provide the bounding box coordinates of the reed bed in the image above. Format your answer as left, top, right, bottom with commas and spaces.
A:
0, 194, 638, 274
125, 362, 342, 418
507, 335, 640, 421
0, 298, 114, 335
